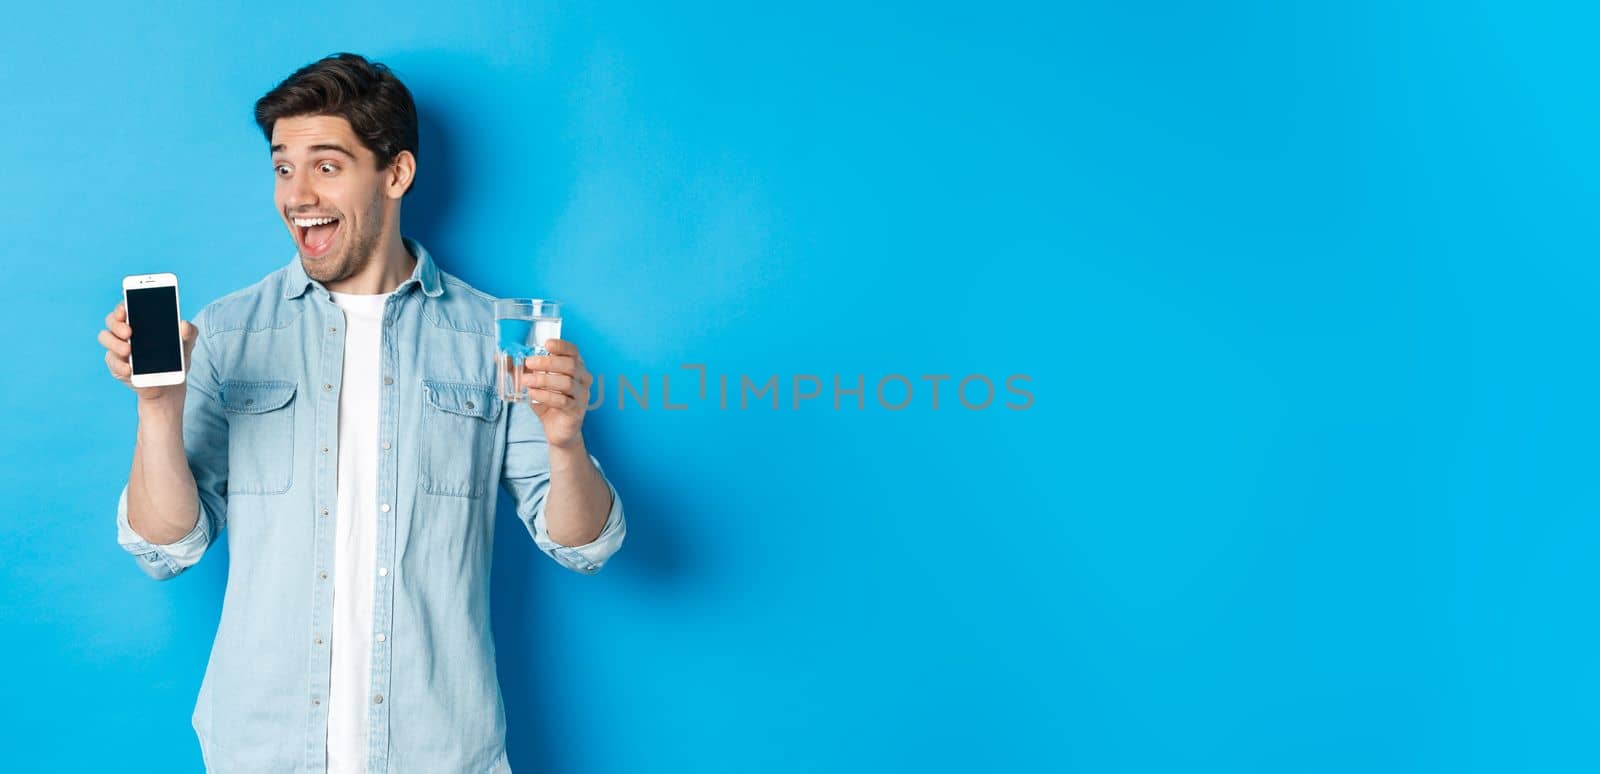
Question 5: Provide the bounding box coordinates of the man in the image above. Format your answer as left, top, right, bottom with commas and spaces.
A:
96, 53, 625, 773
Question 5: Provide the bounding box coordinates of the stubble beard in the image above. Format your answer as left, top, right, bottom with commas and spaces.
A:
302, 195, 385, 285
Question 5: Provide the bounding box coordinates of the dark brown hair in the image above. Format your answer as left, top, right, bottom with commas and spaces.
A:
254, 53, 418, 192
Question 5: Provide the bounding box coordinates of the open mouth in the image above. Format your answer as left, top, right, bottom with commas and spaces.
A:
292, 215, 341, 258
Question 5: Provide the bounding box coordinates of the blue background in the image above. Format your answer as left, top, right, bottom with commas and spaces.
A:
1, 2, 1591, 772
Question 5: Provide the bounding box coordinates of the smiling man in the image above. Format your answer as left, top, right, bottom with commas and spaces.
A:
96, 53, 626, 773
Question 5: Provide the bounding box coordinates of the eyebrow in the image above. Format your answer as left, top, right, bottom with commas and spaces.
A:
269, 143, 357, 159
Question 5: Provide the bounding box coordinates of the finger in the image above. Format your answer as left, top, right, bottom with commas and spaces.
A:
180, 320, 197, 342
98, 329, 130, 357
111, 302, 126, 323
543, 338, 580, 357
524, 354, 577, 375
521, 371, 575, 395
527, 388, 572, 408
105, 306, 131, 338
105, 350, 131, 380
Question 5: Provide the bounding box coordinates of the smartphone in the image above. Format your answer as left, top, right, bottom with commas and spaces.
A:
121, 272, 187, 387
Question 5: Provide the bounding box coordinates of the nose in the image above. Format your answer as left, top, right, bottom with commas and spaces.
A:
285, 173, 318, 212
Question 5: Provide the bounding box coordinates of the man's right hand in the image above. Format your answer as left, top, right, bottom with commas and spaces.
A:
100, 301, 198, 405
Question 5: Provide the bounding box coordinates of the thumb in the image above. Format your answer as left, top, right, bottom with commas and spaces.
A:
180, 320, 198, 361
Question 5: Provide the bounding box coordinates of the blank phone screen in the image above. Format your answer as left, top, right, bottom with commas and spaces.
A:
127, 286, 182, 375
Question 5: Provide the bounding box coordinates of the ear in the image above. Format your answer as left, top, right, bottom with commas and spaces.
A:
386, 150, 417, 200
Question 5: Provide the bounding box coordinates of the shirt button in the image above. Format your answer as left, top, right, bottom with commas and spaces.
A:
323, 383, 333, 391
328, 327, 337, 334
465, 400, 475, 410
321, 507, 329, 517
381, 503, 390, 513
384, 319, 393, 326
319, 571, 328, 580
315, 636, 323, 645
377, 633, 387, 642
313, 698, 321, 706
378, 567, 388, 576
382, 441, 391, 450
321, 446, 329, 454
373, 694, 383, 705
383, 376, 394, 385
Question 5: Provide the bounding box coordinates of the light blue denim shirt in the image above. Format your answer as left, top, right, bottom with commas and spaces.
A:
114, 237, 625, 773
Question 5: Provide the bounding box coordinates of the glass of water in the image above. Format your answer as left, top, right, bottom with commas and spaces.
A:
495, 298, 563, 403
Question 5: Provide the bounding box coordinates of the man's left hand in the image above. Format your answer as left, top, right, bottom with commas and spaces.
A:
517, 339, 593, 450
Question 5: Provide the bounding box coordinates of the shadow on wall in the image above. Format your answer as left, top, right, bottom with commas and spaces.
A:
490, 409, 699, 772
405, 78, 695, 589
399, 77, 701, 772
403, 98, 460, 263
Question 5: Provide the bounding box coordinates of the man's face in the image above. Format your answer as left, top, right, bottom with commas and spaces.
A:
270, 115, 389, 284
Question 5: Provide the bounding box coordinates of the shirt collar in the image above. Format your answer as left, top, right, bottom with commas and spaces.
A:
282, 236, 444, 300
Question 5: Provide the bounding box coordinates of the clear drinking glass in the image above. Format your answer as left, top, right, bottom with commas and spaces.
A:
495, 298, 563, 403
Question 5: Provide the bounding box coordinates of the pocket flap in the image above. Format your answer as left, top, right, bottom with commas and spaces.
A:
220, 380, 297, 414
423, 380, 501, 421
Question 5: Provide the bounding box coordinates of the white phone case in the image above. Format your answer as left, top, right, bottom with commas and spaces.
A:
122, 272, 187, 388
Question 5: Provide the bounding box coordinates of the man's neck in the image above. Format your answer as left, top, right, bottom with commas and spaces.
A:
326, 230, 415, 295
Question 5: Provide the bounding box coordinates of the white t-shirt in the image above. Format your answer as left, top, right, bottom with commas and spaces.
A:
325, 289, 391, 774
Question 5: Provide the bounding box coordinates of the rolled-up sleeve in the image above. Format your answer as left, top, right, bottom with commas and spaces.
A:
531, 467, 625, 574
113, 306, 230, 580
500, 401, 626, 575
116, 486, 216, 580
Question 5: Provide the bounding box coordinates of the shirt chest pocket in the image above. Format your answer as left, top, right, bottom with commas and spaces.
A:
218, 380, 298, 495
420, 379, 502, 498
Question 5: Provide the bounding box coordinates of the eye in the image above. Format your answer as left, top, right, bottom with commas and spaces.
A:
318, 162, 339, 174
274, 164, 291, 177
